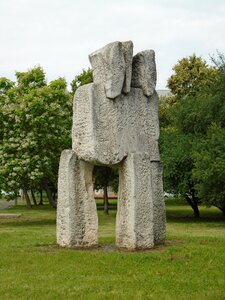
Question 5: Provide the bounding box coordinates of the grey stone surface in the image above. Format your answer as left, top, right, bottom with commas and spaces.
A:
150, 161, 166, 245
89, 41, 125, 99
72, 86, 160, 165
121, 41, 133, 94
116, 153, 154, 249
57, 150, 98, 247
131, 50, 157, 97
57, 41, 166, 250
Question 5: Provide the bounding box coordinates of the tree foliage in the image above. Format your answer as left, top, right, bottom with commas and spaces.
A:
193, 124, 225, 215
70, 68, 93, 95
93, 166, 119, 214
167, 54, 216, 99
160, 53, 225, 217
0, 67, 72, 207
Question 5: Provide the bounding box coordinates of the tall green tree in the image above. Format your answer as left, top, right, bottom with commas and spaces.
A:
190, 61, 225, 215
0, 67, 72, 207
160, 126, 200, 217
160, 53, 224, 217
193, 124, 225, 216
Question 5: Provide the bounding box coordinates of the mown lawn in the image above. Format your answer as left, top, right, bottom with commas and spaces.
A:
0, 199, 224, 300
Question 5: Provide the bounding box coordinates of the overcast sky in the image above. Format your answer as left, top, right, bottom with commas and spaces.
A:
1, 0, 225, 90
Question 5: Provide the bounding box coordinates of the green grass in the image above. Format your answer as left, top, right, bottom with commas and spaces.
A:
0, 199, 224, 300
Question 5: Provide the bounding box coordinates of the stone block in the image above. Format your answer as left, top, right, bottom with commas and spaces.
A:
116, 153, 154, 249
89, 41, 133, 99
131, 50, 157, 97
73, 86, 160, 165
150, 161, 166, 245
57, 150, 98, 247
122, 40, 133, 94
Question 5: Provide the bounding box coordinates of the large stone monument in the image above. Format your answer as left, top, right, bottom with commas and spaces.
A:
57, 41, 166, 250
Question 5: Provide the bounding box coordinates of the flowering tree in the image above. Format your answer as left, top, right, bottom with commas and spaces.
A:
0, 67, 72, 207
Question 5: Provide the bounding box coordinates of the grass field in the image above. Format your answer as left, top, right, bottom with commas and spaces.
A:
0, 198, 224, 300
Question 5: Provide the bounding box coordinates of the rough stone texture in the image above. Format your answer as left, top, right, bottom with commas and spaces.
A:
116, 153, 154, 249
57, 41, 166, 250
150, 161, 166, 245
89, 41, 125, 99
121, 41, 133, 94
57, 150, 98, 247
89, 41, 133, 99
72, 86, 160, 165
131, 50, 157, 97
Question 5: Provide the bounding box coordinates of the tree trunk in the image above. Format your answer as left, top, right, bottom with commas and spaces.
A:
53, 190, 56, 202
103, 185, 109, 214
192, 201, 200, 218
39, 189, 43, 205
31, 189, 38, 206
216, 206, 225, 217
185, 193, 200, 218
222, 208, 225, 217
43, 181, 57, 208
191, 189, 200, 218
23, 189, 32, 209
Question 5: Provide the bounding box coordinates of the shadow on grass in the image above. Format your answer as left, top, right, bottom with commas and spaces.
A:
1, 201, 224, 229
3, 204, 56, 212
166, 210, 225, 224
0, 218, 55, 227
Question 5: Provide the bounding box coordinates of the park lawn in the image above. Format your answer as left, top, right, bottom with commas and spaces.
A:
0, 199, 224, 300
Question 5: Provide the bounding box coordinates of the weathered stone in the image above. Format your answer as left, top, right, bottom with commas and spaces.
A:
57, 41, 165, 250
89, 40, 133, 99
131, 50, 157, 97
116, 153, 154, 249
121, 40, 133, 94
72, 86, 160, 165
57, 150, 98, 247
150, 161, 166, 245
89, 41, 126, 99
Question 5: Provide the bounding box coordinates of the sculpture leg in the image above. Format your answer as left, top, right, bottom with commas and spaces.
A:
57, 150, 98, 248
150, 161, 166, 245
116, 152, 154, 250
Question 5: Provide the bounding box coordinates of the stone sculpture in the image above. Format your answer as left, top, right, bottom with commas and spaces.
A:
57, 41, 166, 250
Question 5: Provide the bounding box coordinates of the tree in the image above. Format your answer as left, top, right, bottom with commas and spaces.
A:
167, 54, 216, 99
93, 166, 119, 214
160, 51, 225, 216
210, 51, 225, 73
190, 60, 225, 215
193, 124, 225, 216
0, 78, 15, 141
160, 54, 222, 217
160, 127, 200, 217
0, 67, 72, 207
71, 68, 93, 95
